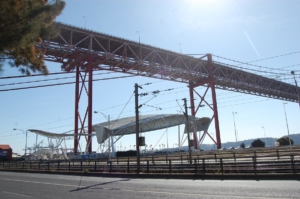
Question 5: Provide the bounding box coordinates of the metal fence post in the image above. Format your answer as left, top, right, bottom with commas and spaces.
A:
277, 150, 279, 159
252, 156, 256, 175
57, 160, 60, 171
290, 155, 295, 174
68, 161, 71, 171
47, 161, 49, 171
94, 161, 97, 172
109, 161, 112, 172
202, 159, 205, 175
127, 158, 130, 173
166, 155, 168, 163
233, 152, 236, 162
169, 160, 172, 173
181, 155, 183, 164
8, 161, 10, 169
29, 161, 32, 170
80, 160, 82, 171
152, 156, 154, 164
38, 161, 40, 170
220, 158, 223, 175
194, 159, 197, 174
147, 160, 149, 173
214, 153, 217, 162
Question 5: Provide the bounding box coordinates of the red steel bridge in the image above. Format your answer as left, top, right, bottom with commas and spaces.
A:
37, 22, 299, 153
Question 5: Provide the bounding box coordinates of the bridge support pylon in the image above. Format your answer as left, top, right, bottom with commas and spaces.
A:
73, 54, 94, 155
189, 54, 221, 149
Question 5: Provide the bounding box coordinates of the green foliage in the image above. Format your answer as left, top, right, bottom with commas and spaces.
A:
251, 139, 265, 148
240, 143, 245, 149
0, 0, 65, 75
276, 136, 294, 146
0, 61, 3, 75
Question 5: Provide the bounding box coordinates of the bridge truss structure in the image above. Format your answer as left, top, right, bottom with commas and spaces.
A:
37, 22, 299, 153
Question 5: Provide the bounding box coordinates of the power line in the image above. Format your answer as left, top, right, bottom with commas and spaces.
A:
0, 93, 279, 138
0, 71, 115, 87
246, 51, 300, 64
0, 71, 73, 80
0, 75, 134, 92
214, 55, 300, 73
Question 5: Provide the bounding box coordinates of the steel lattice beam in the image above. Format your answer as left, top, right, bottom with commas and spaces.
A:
38, 23, 298, 102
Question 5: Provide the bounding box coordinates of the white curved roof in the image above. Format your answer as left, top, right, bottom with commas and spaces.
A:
27, 129, 84, 139
94, 114, 211, 143
28, 114, 211, 144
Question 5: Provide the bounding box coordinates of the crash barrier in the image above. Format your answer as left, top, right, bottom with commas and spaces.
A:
1, 147, 299, 175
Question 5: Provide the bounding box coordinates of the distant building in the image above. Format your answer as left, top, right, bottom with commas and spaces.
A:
0, 145, 12, 160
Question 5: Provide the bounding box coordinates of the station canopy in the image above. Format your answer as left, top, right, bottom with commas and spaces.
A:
28, 114, 211, 144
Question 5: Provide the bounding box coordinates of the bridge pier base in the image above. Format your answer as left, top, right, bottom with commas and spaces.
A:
189, 54, 221, 149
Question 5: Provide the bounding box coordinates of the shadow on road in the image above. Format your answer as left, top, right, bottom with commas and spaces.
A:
70, 178, 131, 192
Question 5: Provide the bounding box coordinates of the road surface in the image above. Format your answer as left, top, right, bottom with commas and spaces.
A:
0, 171, 299, 199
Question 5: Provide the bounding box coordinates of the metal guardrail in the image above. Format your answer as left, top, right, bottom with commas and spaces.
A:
1, 148, 299, 175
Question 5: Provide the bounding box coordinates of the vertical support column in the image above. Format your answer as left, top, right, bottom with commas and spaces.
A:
74, 65, 80, 154
87, 55, 93, 154
189, 82, 198, 149
208, 54, 221, 149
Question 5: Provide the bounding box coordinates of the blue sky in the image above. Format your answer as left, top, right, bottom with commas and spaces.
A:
1, 0, 299, 154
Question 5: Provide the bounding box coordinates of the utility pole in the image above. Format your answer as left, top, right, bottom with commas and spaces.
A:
182, 98, 192, 164
135, 83, 141, 173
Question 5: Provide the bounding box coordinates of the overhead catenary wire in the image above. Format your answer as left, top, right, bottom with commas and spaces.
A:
1, 70, 296, 138
214, 60, 300, 76
245, 51, 300, 64
0, 75, 134, 92
213, 55, 300, 74
0, 71, 114, 87
0, 91, 277, 138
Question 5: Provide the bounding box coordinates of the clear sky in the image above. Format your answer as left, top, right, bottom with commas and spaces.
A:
1, 0, 299, 155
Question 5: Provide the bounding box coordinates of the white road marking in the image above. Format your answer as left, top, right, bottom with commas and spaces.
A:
0, 178, 81, 188
3, 191, 32, 198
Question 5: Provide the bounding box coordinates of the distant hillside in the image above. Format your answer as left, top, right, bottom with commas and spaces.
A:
198, 133, 300, 150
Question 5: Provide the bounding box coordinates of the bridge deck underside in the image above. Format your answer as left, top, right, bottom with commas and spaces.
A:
38, 23, 298, 102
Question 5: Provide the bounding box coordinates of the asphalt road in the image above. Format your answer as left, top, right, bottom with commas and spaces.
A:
0, 171, 299, 199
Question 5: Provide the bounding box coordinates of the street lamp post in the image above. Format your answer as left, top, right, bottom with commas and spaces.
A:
283, 102, 292, 149
232, 112, 238, 148
262, 126, 267, 147
291, 71, 299, 107
136, 31, 140, 44
178, 43, 182, 54
13, 128, 28, 156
